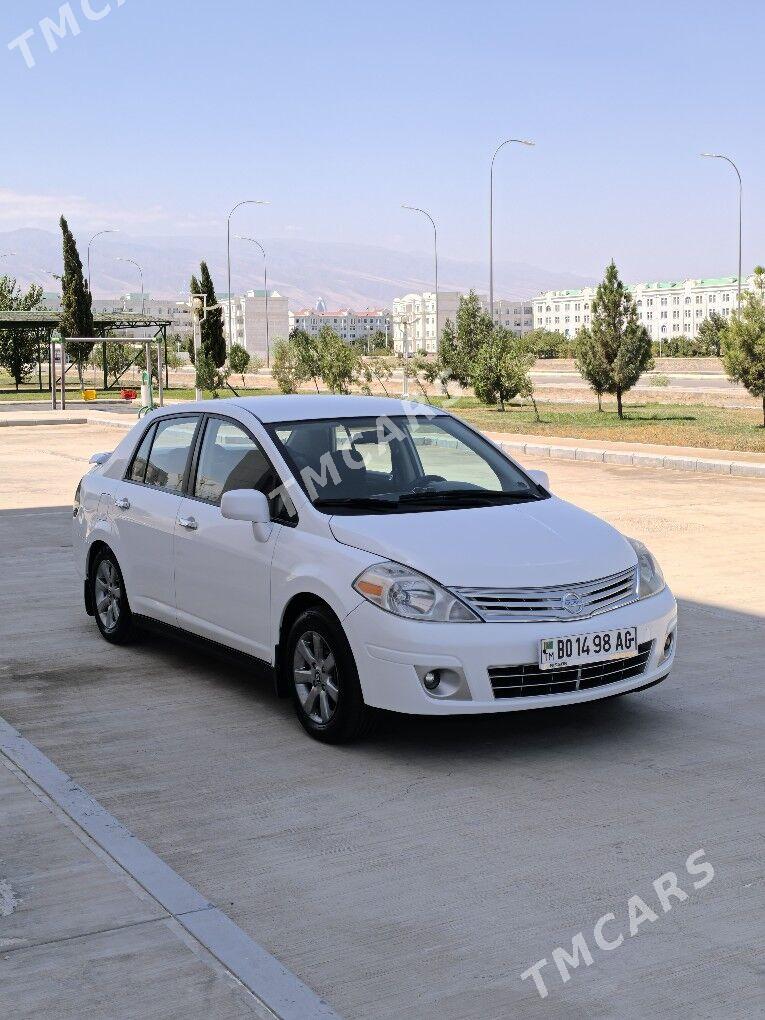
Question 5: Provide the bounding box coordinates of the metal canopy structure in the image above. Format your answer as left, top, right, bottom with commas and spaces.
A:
0, 309, 173, 402
49, 335, 165, 411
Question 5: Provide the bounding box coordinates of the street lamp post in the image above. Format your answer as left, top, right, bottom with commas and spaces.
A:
115, 256, 146, 395
489, 138, 534, 319
700, 152, 743, 306
227, 200, 268, 354
402, 205, 438, 351
115, 256, 145, 314
235, 234, 270, 367
87, 229, 118, 294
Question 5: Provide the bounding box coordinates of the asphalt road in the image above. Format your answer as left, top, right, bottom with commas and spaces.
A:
1, 424, 763, 1018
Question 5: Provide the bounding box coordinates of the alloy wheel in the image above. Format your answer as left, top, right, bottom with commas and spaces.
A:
95, 559, 122, 633
293, 630, 340, 724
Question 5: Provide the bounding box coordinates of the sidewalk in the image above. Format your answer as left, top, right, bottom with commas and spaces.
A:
487, 430, 765, 478
0, 719, 339, 1020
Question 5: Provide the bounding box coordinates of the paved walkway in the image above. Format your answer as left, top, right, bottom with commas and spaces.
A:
0, 720, 339, 1020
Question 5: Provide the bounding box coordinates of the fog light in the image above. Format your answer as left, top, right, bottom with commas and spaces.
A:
423, 670, 441, 691
664, 632, 674, 654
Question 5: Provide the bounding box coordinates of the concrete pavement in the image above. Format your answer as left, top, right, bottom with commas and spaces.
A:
1, 423, 763, 1018
0, 751, 259, 1020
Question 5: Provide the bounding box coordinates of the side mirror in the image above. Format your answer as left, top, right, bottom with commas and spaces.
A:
89, 451, 112, 466
220, 489, 272, 541
528, 469, 550, 491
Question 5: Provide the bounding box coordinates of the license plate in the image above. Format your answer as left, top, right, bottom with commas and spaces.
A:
539, 626, 638, 670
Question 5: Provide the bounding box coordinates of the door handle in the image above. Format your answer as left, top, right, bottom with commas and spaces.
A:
114, 497, 130, 510
178, 516, 198, 530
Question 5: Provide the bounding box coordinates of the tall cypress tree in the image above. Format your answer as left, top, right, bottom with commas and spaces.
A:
198, 261, 226, 367
574, 261, 653, 418
59, 216, 96, 386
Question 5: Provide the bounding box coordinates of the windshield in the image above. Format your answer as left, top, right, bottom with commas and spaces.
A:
266, 413, 547, 514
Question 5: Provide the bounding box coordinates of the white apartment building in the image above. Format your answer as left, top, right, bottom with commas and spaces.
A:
289, 307, 391, 344
392, 292, 533, 353
533, 276, 754, 342
223, 290, 290, 360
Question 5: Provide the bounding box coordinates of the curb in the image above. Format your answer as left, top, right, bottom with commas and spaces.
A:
498, 439, 765, 479
0, 416, 89, 427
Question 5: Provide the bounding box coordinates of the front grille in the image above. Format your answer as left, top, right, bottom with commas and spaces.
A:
489, 640, 653, 699
455, 566, 638, 623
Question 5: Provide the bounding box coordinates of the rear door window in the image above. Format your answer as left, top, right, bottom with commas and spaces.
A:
143, 416, 199, 493
128, 424, 156, 484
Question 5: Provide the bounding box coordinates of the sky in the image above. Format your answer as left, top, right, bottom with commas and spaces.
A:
0, 0, 762, 286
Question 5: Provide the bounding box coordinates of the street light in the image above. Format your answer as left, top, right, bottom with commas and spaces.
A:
700, 152, 743, 306
235, 234, 270, 366
115, 256, 145, 314
227, 200, 268, 354
87, 228, 118, 294
402, 205, 438, 352
489, 138, 534, 318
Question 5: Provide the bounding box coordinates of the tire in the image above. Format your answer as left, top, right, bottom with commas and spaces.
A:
90, 547, 136, 645
285, 608, 373, 744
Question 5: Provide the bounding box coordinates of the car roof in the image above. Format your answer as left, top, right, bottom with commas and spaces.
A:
152, 394, 444, 424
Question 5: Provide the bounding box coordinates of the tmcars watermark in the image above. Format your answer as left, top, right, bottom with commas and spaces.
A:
7, 1, 126, 70
520, 849, 715, 1000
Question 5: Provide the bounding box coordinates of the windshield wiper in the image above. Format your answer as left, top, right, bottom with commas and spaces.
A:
398, 488, 538, 504
313, 495, 399, 509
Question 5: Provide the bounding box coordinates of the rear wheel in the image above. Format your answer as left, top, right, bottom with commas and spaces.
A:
90, 548, 135, 645
285, 608, 373, 743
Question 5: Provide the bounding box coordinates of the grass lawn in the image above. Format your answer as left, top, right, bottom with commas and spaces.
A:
432, 397, 765, 453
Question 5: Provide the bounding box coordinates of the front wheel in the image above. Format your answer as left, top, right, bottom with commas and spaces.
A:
90, 548, 136, 645
285, 608, 373, 744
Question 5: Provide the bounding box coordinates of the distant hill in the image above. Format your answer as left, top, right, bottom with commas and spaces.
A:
0, 227, 593, 310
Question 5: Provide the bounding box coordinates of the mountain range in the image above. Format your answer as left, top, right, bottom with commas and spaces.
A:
0, 228, 593, 310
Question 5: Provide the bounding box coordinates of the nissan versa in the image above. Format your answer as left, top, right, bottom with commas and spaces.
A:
73, 395, 677, 743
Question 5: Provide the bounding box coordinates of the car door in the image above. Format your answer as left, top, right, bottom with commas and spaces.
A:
172, 414, 295, 660
111, 413, 201, 623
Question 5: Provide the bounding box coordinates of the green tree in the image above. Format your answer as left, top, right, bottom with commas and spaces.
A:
524, 327, 570, 359
440, 291, 494, 387
195, 347, 229, 398
195, 263, 226, 371
59, 215, 96, 387
0, 275, 44, 389
290, 327, 322, 391
722, 290, 765, 426
574, 261, 653, 418
271, 337, 304, 393
471, 328, 535, 412
318, 326, 359, 393
228, 342, 250, 388
696, 312, 728, 356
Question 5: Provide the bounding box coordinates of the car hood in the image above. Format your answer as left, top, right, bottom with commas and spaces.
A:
329, 497, 636, 587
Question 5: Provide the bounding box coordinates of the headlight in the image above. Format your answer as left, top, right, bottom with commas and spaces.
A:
353, 561, 481, 622
626, 538, 665, 599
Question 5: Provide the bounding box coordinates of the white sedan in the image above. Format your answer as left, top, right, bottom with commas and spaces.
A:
73, 395, 677, 743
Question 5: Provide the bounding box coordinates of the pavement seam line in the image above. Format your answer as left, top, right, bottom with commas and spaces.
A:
0, 716, 342, 1020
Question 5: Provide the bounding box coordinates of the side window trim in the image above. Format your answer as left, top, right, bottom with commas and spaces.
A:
124, 420, 157, 485
123, 413, 202, 493
184, 412, 297, 525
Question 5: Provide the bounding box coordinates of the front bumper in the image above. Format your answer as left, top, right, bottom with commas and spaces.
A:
344, 585, 677, 715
